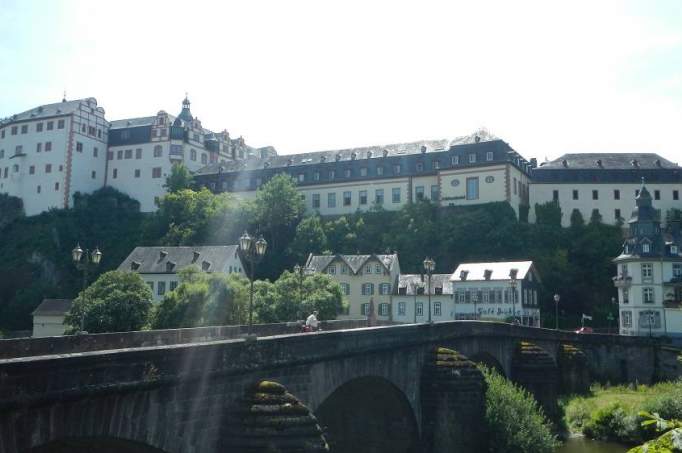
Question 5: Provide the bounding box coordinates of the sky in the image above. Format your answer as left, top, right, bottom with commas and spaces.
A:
1, 0, 681, 163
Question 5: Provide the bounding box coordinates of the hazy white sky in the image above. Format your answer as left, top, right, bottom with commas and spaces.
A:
1, 0, 681, 162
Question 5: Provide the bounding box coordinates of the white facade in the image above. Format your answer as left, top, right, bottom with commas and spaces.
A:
451, 261, 541, 326
531, 182, 682, 227
0, 98, 108, 215
31, 299, 72, 337
392, 274, 454, 323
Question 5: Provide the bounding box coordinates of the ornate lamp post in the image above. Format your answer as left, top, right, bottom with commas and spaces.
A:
71, 243, 102, 332
423, 257, 435, 323
239, 231, 267, 336
293, 264, 314, 320
510, 275, 518, 325
409, 280, 420, 323
553, 294, 560, 330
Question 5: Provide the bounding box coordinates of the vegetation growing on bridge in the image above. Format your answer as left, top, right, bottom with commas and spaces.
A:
480, 366, 559, 453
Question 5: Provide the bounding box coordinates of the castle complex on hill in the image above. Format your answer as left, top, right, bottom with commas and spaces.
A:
1, 96, 680, 226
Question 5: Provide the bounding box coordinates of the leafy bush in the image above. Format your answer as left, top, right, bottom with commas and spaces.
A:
480, 367, 559, 453
582, 402, 643, 443
66, 271, 152, 333
644, 387, 682, 422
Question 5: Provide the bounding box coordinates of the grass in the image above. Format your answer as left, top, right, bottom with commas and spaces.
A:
561, 380, 682, 444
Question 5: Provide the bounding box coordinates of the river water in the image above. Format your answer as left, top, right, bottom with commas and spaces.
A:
557, 436, 630, 453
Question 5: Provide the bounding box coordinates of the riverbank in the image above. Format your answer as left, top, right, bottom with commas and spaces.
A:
561, 380, 682, 446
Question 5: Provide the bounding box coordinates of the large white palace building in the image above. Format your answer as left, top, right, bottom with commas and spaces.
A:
1, 95, 681, 222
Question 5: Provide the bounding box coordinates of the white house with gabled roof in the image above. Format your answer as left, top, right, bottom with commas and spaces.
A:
451, 261, 542, 326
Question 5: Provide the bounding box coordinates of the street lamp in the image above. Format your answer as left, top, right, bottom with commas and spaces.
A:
553, 294, 560, 330
238, 231, 268, 336
293, 264, 314, 320
423, 257, 435, 323
509, 272, 518, 325
71, 243, 103, 332
409, 279, 421, 323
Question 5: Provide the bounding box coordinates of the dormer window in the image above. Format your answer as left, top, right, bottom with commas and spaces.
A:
159, 250, 168, 260
166, 261, 176, 272
130, 261, 141, 271
434, 287, 443, 295
483, 269, 492, 280
642, 243, 651, 254
201, 261, 211, 271
671, 245, 679, 255
192, 251, 200, 263
509, 268, 518, 280
459, 270, 469, 280
382, 149, 389, 157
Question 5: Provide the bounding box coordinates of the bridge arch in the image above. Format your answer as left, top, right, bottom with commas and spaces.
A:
315, 376, 419, 453
27, 437, 167, 453
468, 351, 506, 377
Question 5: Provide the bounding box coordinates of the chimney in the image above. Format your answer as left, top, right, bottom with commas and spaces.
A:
159, 250, 168, 259
192, 251, 201, 262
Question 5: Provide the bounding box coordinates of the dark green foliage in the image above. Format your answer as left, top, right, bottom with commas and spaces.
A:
643, 387, 682, 422
0, 193, 24, 229
163, 163, 194, 192
570, 209, 585, 228
66, 270, 152, 333
590, 209, 603, 225
535, 201, 562, 226
582, 403, 643, 443
0, 188, 144, 332
289, 215, 328, 263
149, 269, 248, 329
480, 367, 559, 453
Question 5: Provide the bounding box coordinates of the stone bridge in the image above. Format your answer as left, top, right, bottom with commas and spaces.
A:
0, 321, 680, 453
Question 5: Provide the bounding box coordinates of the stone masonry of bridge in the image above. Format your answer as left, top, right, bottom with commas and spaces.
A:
1, 321, 681, 453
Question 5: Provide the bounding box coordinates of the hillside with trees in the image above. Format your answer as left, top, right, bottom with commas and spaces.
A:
0, 165, 633, 333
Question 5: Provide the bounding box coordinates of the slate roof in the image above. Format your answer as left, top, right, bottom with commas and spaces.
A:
118, 246, 241, 274
397, 274, 453, 295
195, 129, 507, 176
32, 299, 73, 316
0, 98, 99, 126
305, 253, 399, 275
451, 261, 536, 282
537, 153, 678, 170
109, 116, 160, 129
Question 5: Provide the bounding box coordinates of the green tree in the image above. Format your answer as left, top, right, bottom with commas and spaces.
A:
570, 208, 585, 228
253, 174, 305, 257
164, 163, 194, 192
289, 215, 328, 263
534, 201, 562, 226
0, 193, 24, 229
271, 271, 344, 321
590, 208, 603, 225
150, 269, 249, 329
66, 270, 152, 333
480, 367, 559, 453
148, 188, 236, 245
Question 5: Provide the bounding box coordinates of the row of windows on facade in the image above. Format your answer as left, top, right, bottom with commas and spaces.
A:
305, 179, 483, 209
337, 282, 392, 296
0, 120, 103, 139
0, 141, 99, 160
107, 145, 209, 164
555, 188, 680, 202
1, 162, 67, 178
453, 288, 538, 306
111, 167, 163, 179
361, 301, 445, 317
620, 286, 678, 304
620, 310, 662, 329
326, 263, 388, 276
250, 152, 497, 186
619, 263, 682, 280
119, 127, 203, 144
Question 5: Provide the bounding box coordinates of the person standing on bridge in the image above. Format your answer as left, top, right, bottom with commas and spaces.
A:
305, 310, 320, 332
